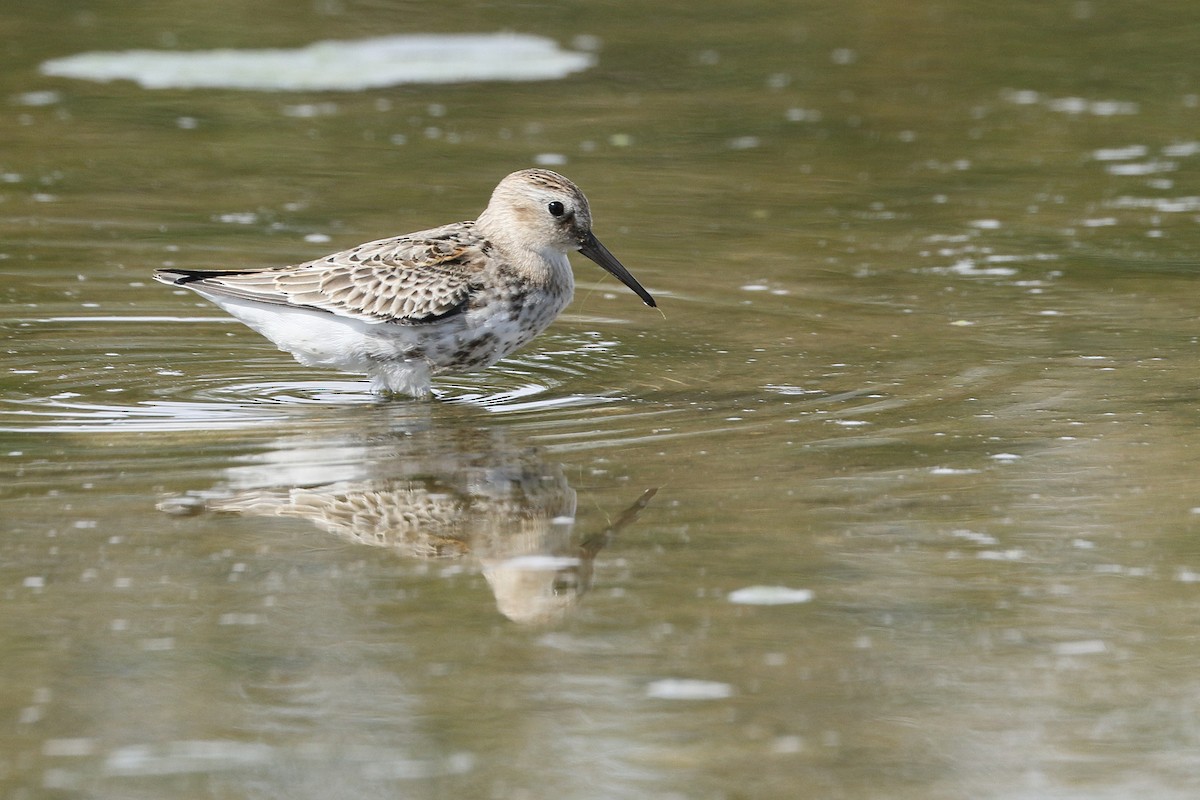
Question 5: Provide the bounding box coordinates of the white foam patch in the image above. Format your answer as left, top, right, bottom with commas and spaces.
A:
727, 585, 814, 605
645, 679, 734, 700
40, 33, 596, 91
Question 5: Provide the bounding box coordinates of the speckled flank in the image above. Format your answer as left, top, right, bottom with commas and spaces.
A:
154, 169, 654, 397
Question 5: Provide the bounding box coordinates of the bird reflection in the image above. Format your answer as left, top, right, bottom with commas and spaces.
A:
162, 424, 654, 624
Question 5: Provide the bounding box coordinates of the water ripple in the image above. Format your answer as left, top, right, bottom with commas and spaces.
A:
1, 315, 646, 433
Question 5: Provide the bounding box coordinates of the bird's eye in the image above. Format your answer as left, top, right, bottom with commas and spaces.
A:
547, 200, 565, 217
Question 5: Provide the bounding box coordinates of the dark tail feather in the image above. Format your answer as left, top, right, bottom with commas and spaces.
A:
154, 268, 258, 286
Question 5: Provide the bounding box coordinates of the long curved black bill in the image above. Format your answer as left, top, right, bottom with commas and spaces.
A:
578, 232, 656, 308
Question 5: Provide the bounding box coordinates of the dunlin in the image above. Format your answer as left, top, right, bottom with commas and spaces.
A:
155, 169, 655, 397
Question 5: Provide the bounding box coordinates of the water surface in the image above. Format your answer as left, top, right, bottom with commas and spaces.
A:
5, 2, 1200, 798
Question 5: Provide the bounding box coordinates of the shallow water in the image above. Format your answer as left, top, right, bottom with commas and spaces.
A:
5, 2, 1200, 798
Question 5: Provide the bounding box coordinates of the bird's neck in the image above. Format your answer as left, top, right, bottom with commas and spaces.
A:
475, 210, 570, 287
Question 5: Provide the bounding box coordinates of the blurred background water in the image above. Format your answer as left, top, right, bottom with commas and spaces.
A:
5, 1, 1200, 797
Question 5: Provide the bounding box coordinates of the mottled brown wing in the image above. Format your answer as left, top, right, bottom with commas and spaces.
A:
172, 222, 487, 324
